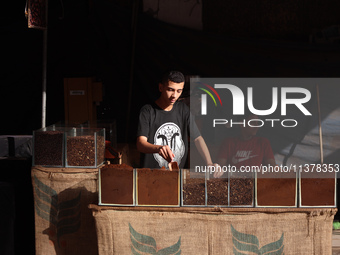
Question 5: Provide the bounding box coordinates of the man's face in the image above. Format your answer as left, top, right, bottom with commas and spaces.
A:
159, 81, 184, 105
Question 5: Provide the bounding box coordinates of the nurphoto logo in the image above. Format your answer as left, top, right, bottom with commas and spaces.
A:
196, 80, 312, 128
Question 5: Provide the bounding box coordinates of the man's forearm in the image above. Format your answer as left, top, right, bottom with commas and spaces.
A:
136, 136, 174, 162
194, 136, 213, 165
136, 139, 161, 154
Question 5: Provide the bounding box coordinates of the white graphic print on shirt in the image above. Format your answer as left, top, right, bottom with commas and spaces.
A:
153, 122, 185, 168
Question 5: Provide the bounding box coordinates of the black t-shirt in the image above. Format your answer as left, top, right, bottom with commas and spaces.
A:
137, 101, 201, 169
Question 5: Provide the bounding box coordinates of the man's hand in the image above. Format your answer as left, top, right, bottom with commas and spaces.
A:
158, 145, 175, 163
211, 163, 223, 178
137, 136, 175, 162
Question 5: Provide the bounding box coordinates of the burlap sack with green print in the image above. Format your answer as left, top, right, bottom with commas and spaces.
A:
32, 166, 99, 255
90, 206, 335, 255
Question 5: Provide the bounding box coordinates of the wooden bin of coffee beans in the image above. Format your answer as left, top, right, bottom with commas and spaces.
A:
256, 170, 297, 207
229, 171, 254, 207
33, 127, 66, 167
65, 128, 105, 168
181, 170, 207, 206
299, 169, 336, 208
136, 168, 180, 207
99, 163, 135, 206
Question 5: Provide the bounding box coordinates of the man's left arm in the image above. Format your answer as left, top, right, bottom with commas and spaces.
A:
194, 136, 222, 178
194, 136, 214, 166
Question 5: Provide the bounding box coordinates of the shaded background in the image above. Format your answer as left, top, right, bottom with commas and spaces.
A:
2, 0, 340, 142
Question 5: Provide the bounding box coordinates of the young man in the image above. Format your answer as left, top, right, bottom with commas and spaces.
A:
214, 112, 276, 178
136, 70, 216, 169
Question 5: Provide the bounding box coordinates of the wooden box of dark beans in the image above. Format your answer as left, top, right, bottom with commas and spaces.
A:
229, 171, 254, 207
256, 171, 297, 207
33, 126, 67, 167
181, 170, 207, 207
99, 163, 135, 206
65, 128, 105, 168
299, 168, 336, 208
181, 170, 254, 207
136, 168, 180, 207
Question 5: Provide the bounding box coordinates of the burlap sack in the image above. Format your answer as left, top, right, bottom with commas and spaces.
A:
32, 166, 99, 255
90, 206, 336, 255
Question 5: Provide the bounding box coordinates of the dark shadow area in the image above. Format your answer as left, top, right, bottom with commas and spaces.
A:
0, 182, 15, 255
3, 1, 340, 141
0, 158, 35, 255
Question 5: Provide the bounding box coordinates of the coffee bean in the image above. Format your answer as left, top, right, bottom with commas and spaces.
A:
230, 178, 254, 206
66, 135, 105, 167
34, 131, 63, 166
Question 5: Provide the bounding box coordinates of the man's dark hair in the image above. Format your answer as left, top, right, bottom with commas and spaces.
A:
161, 70, 185, 85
